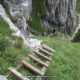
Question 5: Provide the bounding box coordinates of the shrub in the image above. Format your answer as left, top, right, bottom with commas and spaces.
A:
72, 29, 80, 42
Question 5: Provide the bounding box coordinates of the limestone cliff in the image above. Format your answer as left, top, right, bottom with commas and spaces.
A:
0, 0, 78, 37
4, 0, 32, 38
43, 0, 77, 36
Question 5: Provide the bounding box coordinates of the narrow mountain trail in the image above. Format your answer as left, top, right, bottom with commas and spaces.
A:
1, 44, 55, 80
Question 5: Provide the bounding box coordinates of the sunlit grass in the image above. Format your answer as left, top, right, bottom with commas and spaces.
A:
33, 35, 80, 80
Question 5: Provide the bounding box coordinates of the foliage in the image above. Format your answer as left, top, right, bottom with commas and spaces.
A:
0, 17, 31, 75
72, 29, 80, 42
28, 0, 46, 34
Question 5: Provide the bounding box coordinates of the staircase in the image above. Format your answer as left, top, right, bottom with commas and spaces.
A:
6, 44, 55, 80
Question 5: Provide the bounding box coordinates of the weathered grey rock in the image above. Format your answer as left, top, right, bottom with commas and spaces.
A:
0, 4, 28, 42
0, 75, 8, 80
44, 0, 77, 36
4, 0, 32, 19
4, 0, 32, 38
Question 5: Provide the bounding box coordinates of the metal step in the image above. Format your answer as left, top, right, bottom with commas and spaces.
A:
41, 44, 55, 52
8, 67, 29, 80
28, 54, 48, 67
34, 50, 52, 61
21, 60, 44, 76
38, 47, 52, 56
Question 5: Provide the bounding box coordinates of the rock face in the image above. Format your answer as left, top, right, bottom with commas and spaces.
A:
0, 5, 20, 36
0, 4, 29, 44
0, 75, 8, 80
44, 0, 77, 36
71, 14, 80, 41
4, 0, 32, 38
0, 3, 42, 50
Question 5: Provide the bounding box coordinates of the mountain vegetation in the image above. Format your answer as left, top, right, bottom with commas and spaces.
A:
0, 0, 80, 80
77, 0, 80, 13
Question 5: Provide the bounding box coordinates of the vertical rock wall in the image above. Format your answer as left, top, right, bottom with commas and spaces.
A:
45, 0, 77, 36
4, 0, 32, 38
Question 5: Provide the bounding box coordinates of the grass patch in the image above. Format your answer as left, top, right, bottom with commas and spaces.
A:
33, 35, 80, 80
0, 17, 31, 75
72, 29, 80, 42
28, 0, 46, 34
76, 0, 80, 13
0, 16, 80, 80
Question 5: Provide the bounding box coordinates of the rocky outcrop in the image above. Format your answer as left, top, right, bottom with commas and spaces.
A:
44, 0, 77, 36
71, 14, 80, 41
4, 0, 32, 38
0, 5, 20, 35
0, 4, 27, 42
0, 4, 42, 50
0, 0, 77, 37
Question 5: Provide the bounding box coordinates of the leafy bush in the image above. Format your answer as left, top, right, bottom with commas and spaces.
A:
28, 0, 47, 34
0, 18, 12, 36
72, 29, 80, 42
76, 0, 80, 13
0, 0, 4, 4
0, 36, 5, 51
0, 36, 9, 52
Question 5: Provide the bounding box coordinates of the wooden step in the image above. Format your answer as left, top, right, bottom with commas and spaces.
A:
8, 67, 29, 80
33, 50, 52, 61
41, 44, 55, 52
21, 60, 44, 76
38, 47, 52, 56
28, 54, 48, 67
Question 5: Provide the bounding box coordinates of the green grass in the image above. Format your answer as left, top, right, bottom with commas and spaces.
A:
77, 0, 80, 13
0, 17, 31, 75
0, 0, 80, 79
0, 16, 80, 80
28, 15, 45, 34
28, 0, 46, 34
32, 35, 80, 80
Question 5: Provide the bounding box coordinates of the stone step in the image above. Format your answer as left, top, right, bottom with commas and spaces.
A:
21, 60, 44, 76
38, 47, 52, 56
41, 44, 55, 52
8, 67, 29, 80
34, 50, 52, 61
28, 54, 48, 67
